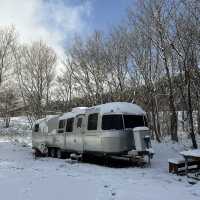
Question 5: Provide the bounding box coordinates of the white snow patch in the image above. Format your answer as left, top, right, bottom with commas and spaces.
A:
0, 139, 199, 200
87, 102, 146, 115
133, 126, 149, 131
180, 149, 200, 158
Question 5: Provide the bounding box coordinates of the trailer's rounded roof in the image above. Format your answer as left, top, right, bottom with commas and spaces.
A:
35, 115, 59, 124
87, 102, 145, 115
59, 102, 145, 120
60, 107, 87, 120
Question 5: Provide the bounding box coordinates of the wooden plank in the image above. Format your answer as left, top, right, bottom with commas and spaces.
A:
169, 159, 200, 175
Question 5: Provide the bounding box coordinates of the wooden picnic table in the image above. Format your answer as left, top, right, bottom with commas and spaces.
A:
180, 149, 200, 180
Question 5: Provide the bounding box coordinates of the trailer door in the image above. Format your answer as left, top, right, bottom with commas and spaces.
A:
74, 115, 85, 153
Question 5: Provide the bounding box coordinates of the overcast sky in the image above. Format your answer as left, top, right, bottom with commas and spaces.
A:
0, 0, 134, 58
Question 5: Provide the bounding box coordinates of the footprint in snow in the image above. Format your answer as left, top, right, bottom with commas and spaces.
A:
59, 164, 66, 168
141, 172, 146, 176
192, 192, 200, 197
41, 175, 47, 179
110, 191, 117, 200
111, 192, 116, 196
103, 186, 116, 200
165, 179, 173, 184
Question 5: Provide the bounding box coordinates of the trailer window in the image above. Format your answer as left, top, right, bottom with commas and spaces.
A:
34, 124, 39, 132
87, 113, 98, 130
66, 118, 74, 132
102, 115, 123, 130
123, 115, 146, 129
58, 120, 65, 133
77, 118, 82, 128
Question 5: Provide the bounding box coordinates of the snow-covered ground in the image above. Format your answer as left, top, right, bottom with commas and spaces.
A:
0, 116, 32, 146
0, 139, 200, 200
0, 117, 200, 200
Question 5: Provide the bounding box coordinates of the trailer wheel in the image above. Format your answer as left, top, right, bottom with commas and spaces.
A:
56, 149, 63, 159
64, 152, 70, 159
38, 144, 48, 156
47, 147, 51, 157
33, 149, 41, 159
50, 148, 56, 158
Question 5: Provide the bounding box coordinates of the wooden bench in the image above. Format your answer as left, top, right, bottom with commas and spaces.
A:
168, 158, 200, 175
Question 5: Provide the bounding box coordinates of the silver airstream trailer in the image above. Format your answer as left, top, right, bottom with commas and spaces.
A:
32, 102, 153, 160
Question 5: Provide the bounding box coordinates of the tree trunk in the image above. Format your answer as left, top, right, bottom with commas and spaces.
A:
187, 73, 197, 149
197, 107, 200, 135
154, 96, 161, 138
158, 27, 178, 141
5, 116, 10, 128
195, 91, 200, 135
163, 53, 178, 142
151, 97, 161, 142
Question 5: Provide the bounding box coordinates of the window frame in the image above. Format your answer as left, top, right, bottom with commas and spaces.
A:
34, 124, 39, 132
87, 113, 99, 131
77, 117, 82, 128
57, 119, 66, 133
123, 114, 146, 129
101, 114, 124, 131
65, 118, 74, 132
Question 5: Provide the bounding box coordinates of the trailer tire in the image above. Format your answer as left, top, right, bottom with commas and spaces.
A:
47, 147, 51, 157
33, 149, 41, 159
39, 144, 48, 155
56, 149, 64, 159
50, 148, 56, 158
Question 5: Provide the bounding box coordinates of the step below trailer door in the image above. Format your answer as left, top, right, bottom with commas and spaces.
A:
74, 115, 85, 153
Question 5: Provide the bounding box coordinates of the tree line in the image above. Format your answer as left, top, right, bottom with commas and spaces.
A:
0, 0, 200, 148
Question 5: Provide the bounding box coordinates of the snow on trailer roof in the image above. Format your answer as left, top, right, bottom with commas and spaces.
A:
87, 102, 145, 115
72, 107, 88, 112
35, 103, 145, 122
35, 115, 59, 124
59, 107, 88, 120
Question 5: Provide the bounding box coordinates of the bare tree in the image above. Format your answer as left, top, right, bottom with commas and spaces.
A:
0, 82, 17, 127
126, 12, 162, 142
14, 41, 56, 123
0, 26, 17, 127
0, 26, 16, 85
169, 0, 200, 148
55, 62, 73, 112
105, 26, 130, 101
67, 32, 108, 106
127, 0, 199, 145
